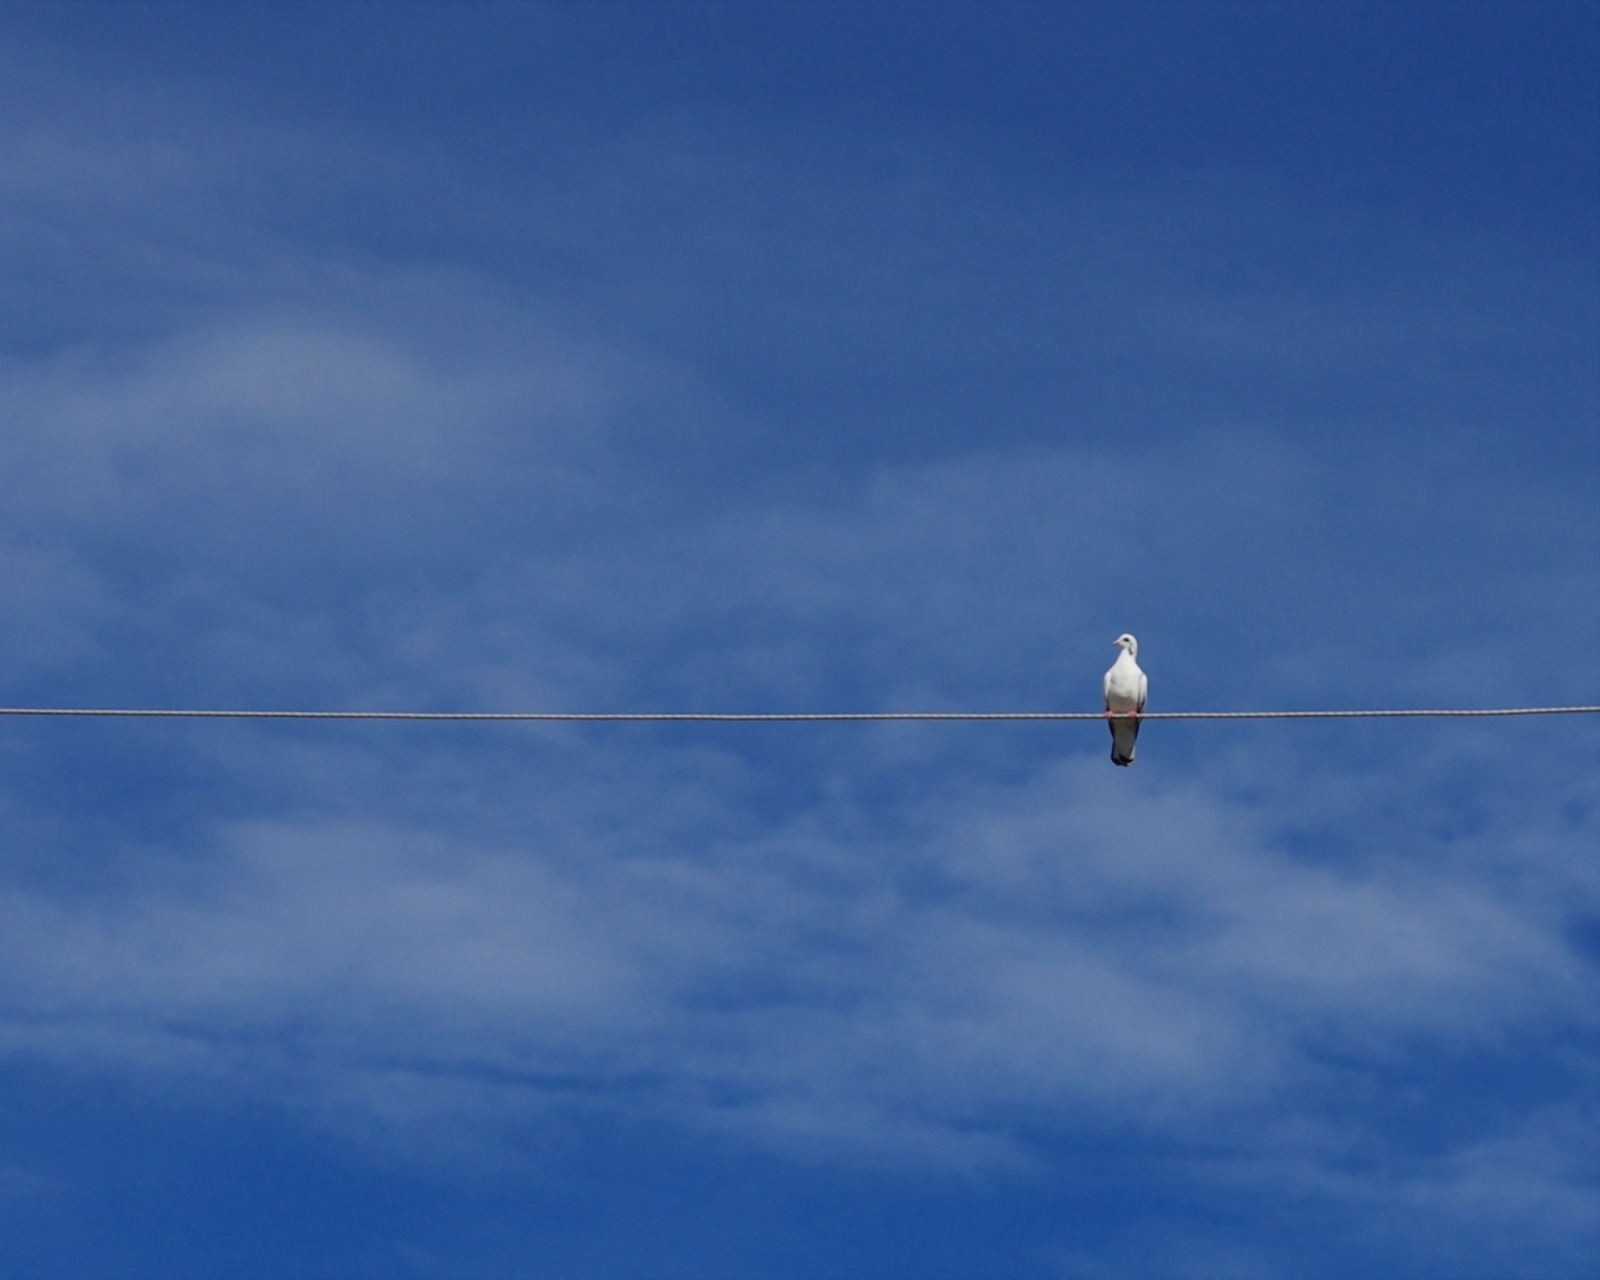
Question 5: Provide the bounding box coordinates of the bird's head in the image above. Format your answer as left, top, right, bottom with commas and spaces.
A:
1113, 633, 1138, 658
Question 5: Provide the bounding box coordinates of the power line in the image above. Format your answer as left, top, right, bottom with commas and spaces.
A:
0, 706, 1595, 722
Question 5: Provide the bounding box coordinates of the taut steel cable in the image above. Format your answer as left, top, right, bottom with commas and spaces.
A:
0, 707, 1595, 722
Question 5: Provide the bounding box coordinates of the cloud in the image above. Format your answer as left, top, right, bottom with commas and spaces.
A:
0, 715, 1592, 1167
0, 274, 1592, 1168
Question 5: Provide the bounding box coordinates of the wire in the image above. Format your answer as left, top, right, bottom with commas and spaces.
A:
0, 706, 1595, 721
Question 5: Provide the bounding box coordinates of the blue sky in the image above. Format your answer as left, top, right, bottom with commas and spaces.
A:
0, 2, 1596, 1276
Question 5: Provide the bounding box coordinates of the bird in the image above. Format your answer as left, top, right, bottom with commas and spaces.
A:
1103, 633, 1148, 766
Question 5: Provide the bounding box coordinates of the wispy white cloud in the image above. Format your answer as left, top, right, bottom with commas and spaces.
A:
0, 720, 1591, 1174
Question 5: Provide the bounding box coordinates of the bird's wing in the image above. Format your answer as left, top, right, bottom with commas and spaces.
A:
1136, 668, 1148, 713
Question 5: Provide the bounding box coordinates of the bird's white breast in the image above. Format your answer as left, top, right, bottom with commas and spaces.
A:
1104, 654, 1144, 710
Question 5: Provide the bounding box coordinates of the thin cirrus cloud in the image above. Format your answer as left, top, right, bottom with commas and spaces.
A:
0, 716, 1590, 1214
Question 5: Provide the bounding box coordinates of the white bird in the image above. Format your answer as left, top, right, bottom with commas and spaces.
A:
1103, 633, 1148, 766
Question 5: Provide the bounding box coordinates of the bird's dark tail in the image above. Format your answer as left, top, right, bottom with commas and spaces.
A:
1108, 715, 1139, 766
